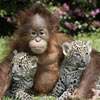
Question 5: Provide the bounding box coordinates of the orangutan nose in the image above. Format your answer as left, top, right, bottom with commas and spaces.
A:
35, 37, 41, 42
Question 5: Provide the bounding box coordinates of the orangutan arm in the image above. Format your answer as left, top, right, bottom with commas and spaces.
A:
0, 52, 13, 100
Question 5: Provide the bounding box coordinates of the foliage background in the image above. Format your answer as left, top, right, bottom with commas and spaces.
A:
0, 0, 100, 36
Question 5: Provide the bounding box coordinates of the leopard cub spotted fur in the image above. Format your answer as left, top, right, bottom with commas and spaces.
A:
5, 50, 38, 100
51, 40, 92, 100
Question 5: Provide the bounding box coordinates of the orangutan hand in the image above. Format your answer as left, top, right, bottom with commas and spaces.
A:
89, 89, 100, 100
66, 89, 80, 100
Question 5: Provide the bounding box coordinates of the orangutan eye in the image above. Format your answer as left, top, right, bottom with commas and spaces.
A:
32, 32, 36, 35
40, 31, 44, 35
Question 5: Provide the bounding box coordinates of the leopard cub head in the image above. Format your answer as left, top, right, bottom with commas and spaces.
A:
62, 40, 92, 70
11, 50, 38, 80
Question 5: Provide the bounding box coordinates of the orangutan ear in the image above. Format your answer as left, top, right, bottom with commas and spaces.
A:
17, 11, 28, 27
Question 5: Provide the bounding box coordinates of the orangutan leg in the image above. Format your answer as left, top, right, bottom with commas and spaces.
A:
0, 63, 10, 100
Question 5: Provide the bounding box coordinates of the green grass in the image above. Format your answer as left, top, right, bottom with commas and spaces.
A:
0, 32, 100, 100
3, 97, 12, 100
0, 37, 10, 63
3, 96, 56, 100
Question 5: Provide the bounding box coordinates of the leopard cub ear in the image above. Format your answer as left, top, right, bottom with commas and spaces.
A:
13, 50, 18, 55
86, 40, 92, 53
31, 56, 38, 63
62, 42, 71, 56
29, 56, 38, 69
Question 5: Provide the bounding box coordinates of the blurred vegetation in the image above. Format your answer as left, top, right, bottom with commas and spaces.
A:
0, 37, 10, 63
52, 0, 100, 35
0, 0, 100, 36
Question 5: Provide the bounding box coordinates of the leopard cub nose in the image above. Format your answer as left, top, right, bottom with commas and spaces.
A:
12, 70, 15, 74
81, 60, 85, 63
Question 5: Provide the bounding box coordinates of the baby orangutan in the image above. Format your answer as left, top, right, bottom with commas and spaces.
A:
0, 3, 72, 100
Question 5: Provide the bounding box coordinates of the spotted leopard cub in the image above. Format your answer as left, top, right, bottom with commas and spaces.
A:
5, 50, 38, 100
51, 40, 92, 100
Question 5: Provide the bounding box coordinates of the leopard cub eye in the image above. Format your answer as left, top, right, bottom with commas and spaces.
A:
75, 53, 81, 56
19, 65, 22, 68
75, 53, 81, 57
86, 52, 88, 55
11, 63, 14, 67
